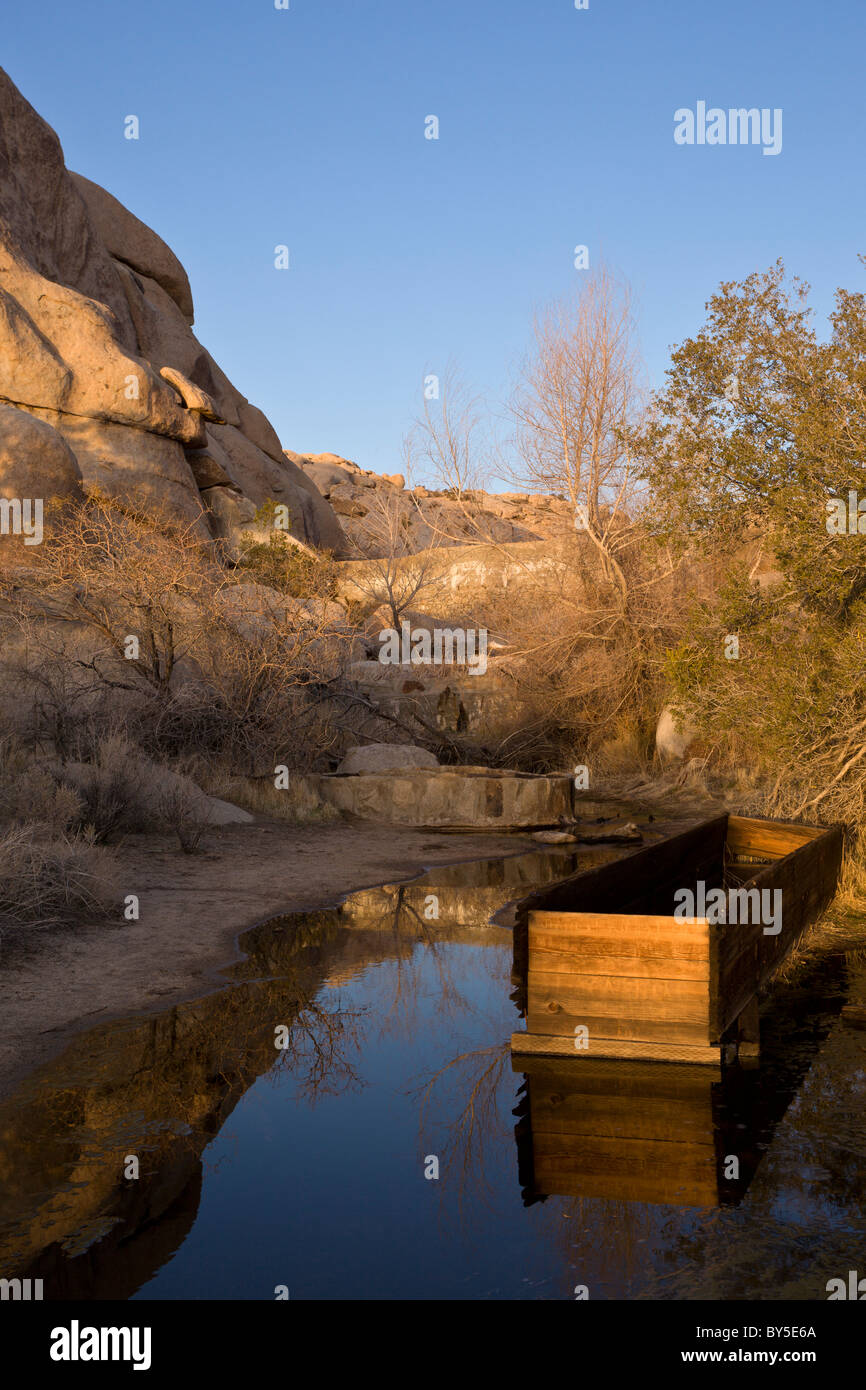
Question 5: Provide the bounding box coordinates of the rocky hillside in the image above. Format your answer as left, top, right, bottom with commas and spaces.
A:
286, 451, 575, 557
0, 67, 345, 556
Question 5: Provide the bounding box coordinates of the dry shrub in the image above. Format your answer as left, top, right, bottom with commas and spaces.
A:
471, 530, 680, 772
59, 734, 155, 841
0, 734, 119, 936
0, 825, 119, 936
156, 783, 209, 853
0, 737, 83, 832
0, 727, 220, 850
58, 734, 225, 846
0, 490, 363, 778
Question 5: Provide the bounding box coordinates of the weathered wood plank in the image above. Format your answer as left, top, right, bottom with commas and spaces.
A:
528, 911, 709, 981
529, 911, 709, 942
726, 814, 823, 859
530, 946, 709, 981
524, 1007, 712, 1045
528, 971, 709, 1025
532, 1132, 716, 1175
532, 1164, 719, 1207
511, 1031, 722, 1065
531, 1132, 720, 1205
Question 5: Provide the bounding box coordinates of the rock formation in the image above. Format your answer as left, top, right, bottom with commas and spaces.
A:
336, 743, 440, 774
284, 450, 574, 557
0, 68, 346, 554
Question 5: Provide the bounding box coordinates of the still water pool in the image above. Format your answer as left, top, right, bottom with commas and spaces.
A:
1, 849, 864, 1300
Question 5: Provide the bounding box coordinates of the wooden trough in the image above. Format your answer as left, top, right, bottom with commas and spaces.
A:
511, 814, 843, 1065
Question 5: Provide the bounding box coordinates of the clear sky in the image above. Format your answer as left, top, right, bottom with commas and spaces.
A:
4, 0, 865, 482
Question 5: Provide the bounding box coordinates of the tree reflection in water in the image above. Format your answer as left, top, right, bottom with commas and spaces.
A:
1, 851, 863, 1301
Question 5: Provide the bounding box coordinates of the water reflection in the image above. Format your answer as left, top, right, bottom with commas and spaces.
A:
0, 848, 592, 1298
0, 846, 863, 1300
511, 997, 843, 1213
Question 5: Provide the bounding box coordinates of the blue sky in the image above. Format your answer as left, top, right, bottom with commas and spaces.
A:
5, 0, 865, 482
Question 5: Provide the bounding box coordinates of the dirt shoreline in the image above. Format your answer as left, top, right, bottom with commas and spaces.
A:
0, 819, 544, 1101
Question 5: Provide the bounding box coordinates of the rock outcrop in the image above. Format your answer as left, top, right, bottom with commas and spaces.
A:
0, 68, 347, 554
336, 743, 440, 775
285, 450, 574, 557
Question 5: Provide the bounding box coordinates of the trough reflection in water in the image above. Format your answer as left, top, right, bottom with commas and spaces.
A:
0, 845, 864, 1300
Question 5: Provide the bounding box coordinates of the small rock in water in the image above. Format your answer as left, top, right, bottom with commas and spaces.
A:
531, 830, 579, 844
577, 822, 643, 844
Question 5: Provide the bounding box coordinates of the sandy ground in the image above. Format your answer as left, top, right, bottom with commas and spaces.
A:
0, 820, 543, 1101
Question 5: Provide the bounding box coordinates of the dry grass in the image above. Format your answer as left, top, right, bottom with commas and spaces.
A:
0, 825, 120, 936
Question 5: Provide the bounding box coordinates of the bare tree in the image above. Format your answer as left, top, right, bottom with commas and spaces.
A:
469, 269, 686, 770
347, 485, 449, 628
1, 488, 224, 700
509, 265, 644, 604
0, 490, 358, 777
404, 364, 507, 546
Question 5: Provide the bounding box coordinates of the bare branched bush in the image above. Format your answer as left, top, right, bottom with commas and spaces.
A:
156, 784, 210, 854
348, 487, 450, 628
404, 364, 507, 546
59, 733, 155, 841
0, 490, 363, 778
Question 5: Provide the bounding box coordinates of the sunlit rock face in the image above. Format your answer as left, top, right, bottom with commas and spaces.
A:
0, 67, 347, 554
287, 449, 575, 559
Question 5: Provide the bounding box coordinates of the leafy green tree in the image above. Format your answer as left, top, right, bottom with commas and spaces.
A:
631, 259, 866, 820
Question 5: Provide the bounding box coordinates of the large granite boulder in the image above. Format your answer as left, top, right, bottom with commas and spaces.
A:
0, 401, 83, 502
70, 171, 195, 323
0, 67, 347, 556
